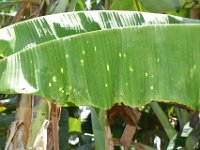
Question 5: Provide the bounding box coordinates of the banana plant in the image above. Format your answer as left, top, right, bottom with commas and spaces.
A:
0, 11, 200, 149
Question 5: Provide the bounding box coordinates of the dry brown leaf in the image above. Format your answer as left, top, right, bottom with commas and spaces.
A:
5, 95, 32, 150
107, 103, 141, 128
5, 120, 23, 150
33, 119, 50, 149
107, 103, 141, 149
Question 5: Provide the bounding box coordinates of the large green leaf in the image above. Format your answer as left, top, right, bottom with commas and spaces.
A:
0, 11, 200, 58
0, 24, 199, 109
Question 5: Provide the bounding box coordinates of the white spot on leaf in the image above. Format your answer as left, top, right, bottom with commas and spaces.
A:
59, 87, 64, 93
145, 72, 148, 77
105, 84, 108, 87
69, 86, 72, 90
49, 83, 52, 87
80, 59, 84, 66
150, 86, 154, 90
106, 64, 110, 71
82, 50, 85, 55
52, 76, 57, 82
129, 66, 134, 72
119, 53, 122, 57
60, 68, 64, 74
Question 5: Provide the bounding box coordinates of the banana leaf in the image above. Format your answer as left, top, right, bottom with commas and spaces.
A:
0, 22, 199, 109
1, 11, 200, 58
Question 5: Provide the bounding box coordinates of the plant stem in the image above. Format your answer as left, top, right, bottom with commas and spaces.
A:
91, 108, 106, 150
150, 102, 177, 139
